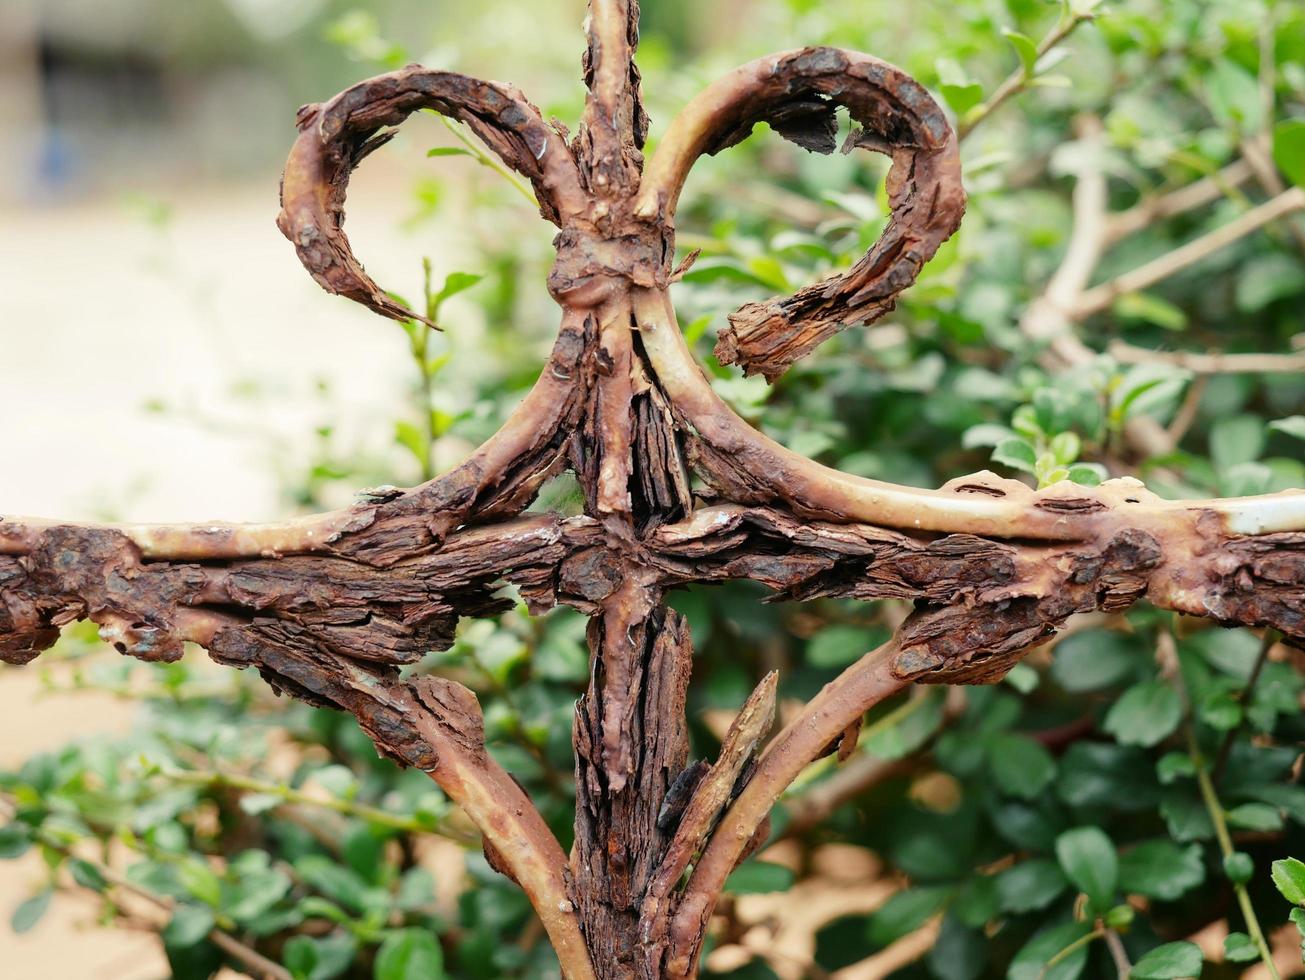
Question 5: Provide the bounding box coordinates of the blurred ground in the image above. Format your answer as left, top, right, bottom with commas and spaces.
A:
0, 168, 450, 975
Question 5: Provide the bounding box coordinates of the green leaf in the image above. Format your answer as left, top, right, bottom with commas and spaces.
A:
163, 904, 216, 950
1114, 292, 1188, 331
1226, 802, 1282, 832
1235, 254, 1305, 312
1271, 857, 1305, 904
1293, 906, 1305, 935
1210, 414, 1265, 469
995, 858, 1067, 913
987, 733, 1056, 800
238, 793, 283, 817
867, 886, 951, 946
284, 935, 320, 980
69, 858, 108, 892
1206, 59, 1262, 130
11, 888, 52, 934
1222, 932, 1258, 963
1273, 119, 1305, 189
284, 933, 357, 980
426, 147, 475, 159
178, 858, 222, 908
1118, 841, 1205, 900
927, 913, 985, 980
807, 625, 890, 669
222, 867, 292, 923
725, 861, 795, 895
0, 822, 31, 859
1156, 752, 1196, 784
434, 271, 484, 308
1051, 629, 1141, 692
374, 928, 446, 980
394, 421, 428, 465
937, 59, 984, 115
1160, 791, 1215, 842
1270, 416, 1305, 441
1009, 921, 1092, 980
963, 423, 1017, 449
1004, 29, 1040, 76
1050, 431, 1081, 465
342, 826, 385, 883
1055, 827, 1118, 908
744, 255, 790, 292
993, 437, 1038, 475
1197, 690, 1242, 731
1130, 940, 1203, 979
295, 855, 370, 913
1064, 461, 1106, 488
1104, 681, 1182, 747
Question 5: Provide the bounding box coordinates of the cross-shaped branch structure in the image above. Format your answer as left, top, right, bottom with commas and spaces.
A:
3, 3, 1303, 977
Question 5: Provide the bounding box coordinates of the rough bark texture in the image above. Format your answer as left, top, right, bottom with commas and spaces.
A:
3, 2, 1304, 977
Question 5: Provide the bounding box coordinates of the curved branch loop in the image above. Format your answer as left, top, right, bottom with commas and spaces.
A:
638, 47, 965, 380
278, 66, 587, 324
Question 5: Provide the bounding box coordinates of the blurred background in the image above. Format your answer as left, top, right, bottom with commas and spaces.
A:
2, 0, 1305, 978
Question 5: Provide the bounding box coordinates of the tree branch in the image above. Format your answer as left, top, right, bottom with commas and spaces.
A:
1107, 341, 1305, 375
1104, 159, 1254, 244
1075, 186, 1305, 318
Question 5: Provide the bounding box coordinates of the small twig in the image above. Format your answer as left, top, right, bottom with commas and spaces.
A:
1045, 927, 1104, 969
437, 115, 538, 205
1164, 374, 1208, 450
416, 258, 439, 481
159, 767, 480, 847
957, 8, 1098, 142
1211, 629, 1279, 783
1102, 927, 1132, 977
1074, 186, 1305, 318
1103, 158, 1254, 244
1108, 342, 1305, 375
1168, 630, 1280, 979
1189, 735, 1281, 980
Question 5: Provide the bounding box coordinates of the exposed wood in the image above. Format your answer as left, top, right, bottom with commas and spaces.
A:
2, 2, 1304, 977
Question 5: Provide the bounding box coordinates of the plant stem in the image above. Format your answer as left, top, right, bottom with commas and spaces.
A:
957, 8, 1097, 142
1189, 731, 1282, 979
438, 116, 538, 205
160, 768, 479, 846
1045, 927, 1104, 968
1102, 927, 1132, 977
418, 258, 439, 481
1212, 629, 1280, 783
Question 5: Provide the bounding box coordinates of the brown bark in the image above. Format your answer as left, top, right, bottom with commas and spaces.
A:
2, 2, 1304, 977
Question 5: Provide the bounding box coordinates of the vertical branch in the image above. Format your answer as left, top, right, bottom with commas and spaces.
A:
572, 596, 694, 976
580, 0, 647, 197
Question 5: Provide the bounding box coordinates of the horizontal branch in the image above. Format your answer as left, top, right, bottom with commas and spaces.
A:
1107, 340, 1305, 375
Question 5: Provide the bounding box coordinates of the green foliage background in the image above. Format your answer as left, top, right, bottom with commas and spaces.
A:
5, 0, 1305, 977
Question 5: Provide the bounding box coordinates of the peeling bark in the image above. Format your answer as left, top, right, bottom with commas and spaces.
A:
3, 2, 1304, 978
